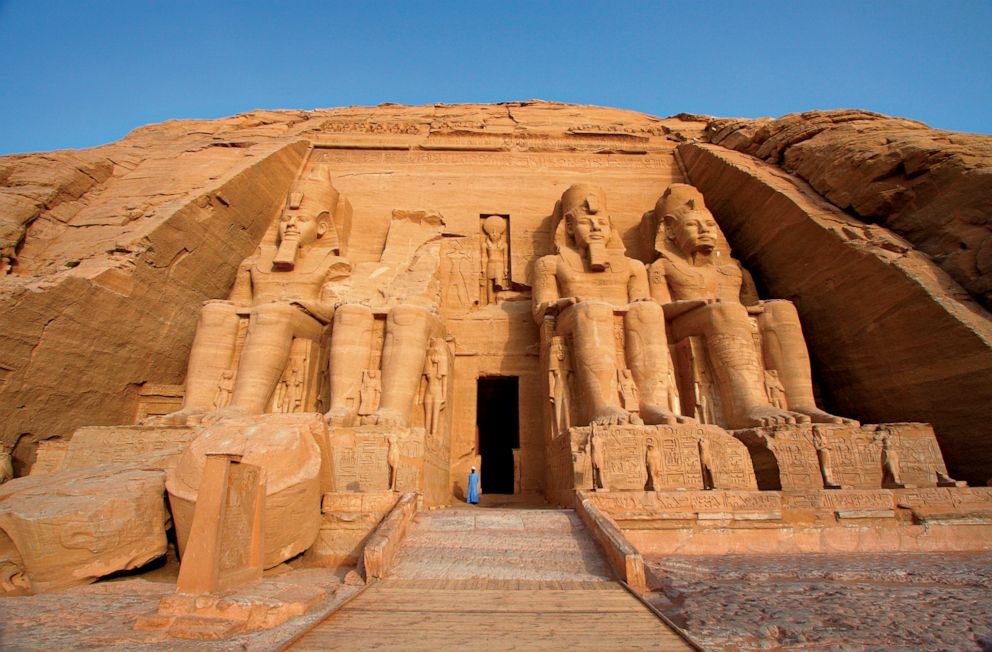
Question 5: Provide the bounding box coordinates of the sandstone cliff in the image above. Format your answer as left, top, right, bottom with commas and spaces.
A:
1, 102, 990, 483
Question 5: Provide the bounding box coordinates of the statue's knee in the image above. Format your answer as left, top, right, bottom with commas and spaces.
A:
389, 303, 435, 328
761, 299, 800, 325
334, 303, 372, 327
573, 301, 613, 323
626, 300, 663, 326
198, 300, 237, 327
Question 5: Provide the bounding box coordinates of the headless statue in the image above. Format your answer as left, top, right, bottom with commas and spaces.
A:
533, 184, 688, 427
647, 184, 856, 430
156, 166, 350, 425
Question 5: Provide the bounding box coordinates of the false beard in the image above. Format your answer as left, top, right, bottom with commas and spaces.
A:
273, 232, 301, 270
587, 242, 609, 271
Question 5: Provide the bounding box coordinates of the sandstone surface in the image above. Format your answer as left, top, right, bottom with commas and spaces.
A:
0, 465, 169, 592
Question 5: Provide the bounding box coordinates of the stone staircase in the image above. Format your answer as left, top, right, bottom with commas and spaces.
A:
288, 507, 692, 651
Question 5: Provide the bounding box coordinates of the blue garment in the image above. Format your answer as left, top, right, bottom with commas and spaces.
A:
466, 471, 480, 504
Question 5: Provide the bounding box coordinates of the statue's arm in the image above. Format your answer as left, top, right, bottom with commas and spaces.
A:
227, 260, 254, 308
647, 260, 672, 304
628, 259, 651, 302
649, 259, 709, 319
293, 256, 352, 324
532, 255, 573, 322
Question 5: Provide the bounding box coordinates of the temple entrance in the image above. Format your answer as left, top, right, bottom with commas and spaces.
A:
476, 376, 519, 494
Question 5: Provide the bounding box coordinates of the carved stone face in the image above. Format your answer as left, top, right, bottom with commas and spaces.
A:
666, 208, 719, 256
278, 206, 328, 247
566, 198, 612, 251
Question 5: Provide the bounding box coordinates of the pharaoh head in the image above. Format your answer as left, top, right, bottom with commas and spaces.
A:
274, 166, 341, 269
561, 184, 612, 251
655, 184, 722, 257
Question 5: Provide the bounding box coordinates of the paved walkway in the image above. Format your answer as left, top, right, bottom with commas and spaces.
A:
289, 507, 691, 651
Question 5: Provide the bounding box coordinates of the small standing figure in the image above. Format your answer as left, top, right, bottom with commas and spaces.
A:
290, 368, 305, 412
763, 370, 788, 410
423, 339, 448, 437
590, 425, 608, 491
386, 433, 399, 492
358, 369, 382, 417
213, 370, 235, 409
0, 446, 13, 484
482, 215, 509, 304
880, 433, 905, 488
445, 240, 473, 307
548, 337, 571, 438
618, 369, 640, 412
699, 436, 715, 490
645, 437, 663, 491
812, 430, 842, 489
466, 466, 480, 504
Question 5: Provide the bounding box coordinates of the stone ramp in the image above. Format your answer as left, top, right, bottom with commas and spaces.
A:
288, 507, 692, 651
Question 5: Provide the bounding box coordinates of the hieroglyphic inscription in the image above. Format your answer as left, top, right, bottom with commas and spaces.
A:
218, 463, 262, 573
62, 426, 196, 471
784, 490, 893, 512
701, 427, 758, 490
357, 437, 389, 490
312, 148, 670, 170
587, 490, 782, 517
895, 487, 992, 509
817, 426, 884, 488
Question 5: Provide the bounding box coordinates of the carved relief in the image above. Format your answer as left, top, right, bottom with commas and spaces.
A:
480, 214, 510, 305
442, 238, 475, 308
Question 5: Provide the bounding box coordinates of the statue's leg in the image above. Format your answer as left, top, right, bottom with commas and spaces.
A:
559, 302, 637, 426
150, 300, 239, 424
228, 303, 323, 415
369, 304, 437, 428
758, 300, 857, 425
624, 301, 691, 425
672, 303, 809, 429
327, 304, 374, 426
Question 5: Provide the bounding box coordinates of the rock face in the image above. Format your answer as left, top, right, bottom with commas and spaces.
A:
704, 110, 992, 310
0, 101, 990, 491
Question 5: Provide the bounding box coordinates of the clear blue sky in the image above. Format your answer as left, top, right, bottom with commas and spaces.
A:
1, 0, 990, 155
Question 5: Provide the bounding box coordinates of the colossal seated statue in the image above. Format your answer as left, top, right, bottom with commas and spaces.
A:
156, 166, 351, 425
533, 184, 686, 427
155, 167, 442, 430
646, 183, 856, 430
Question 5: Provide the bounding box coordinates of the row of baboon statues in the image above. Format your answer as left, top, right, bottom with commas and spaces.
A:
153, 166, 852, 434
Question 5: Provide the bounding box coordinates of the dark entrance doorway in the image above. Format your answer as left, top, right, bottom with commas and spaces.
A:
476, 376, 519, 494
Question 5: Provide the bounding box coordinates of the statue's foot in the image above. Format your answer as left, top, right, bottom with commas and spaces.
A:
640, 405, 697, 426
141, 407, 205, 427
791, 406, 859, 427
737, 405, 812, 429
364, 408, 408, 428
590, 406, 643, 427
199, 405, 250, 425
326, 407, 356, 427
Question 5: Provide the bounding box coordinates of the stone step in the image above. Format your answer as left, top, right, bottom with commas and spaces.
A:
287, 508, 694, 651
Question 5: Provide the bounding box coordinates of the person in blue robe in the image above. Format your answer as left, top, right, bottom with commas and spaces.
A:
466, 466, 480, 504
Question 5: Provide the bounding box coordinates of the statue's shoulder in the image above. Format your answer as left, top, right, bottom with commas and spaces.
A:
716, 259, 743, 278
535, 254, 560, 274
